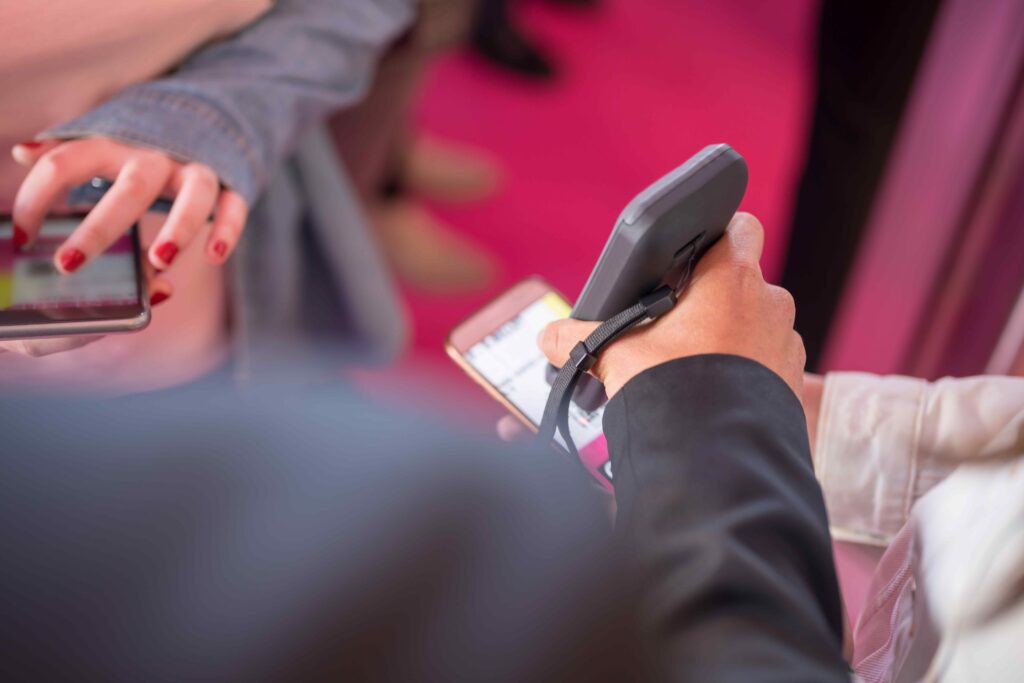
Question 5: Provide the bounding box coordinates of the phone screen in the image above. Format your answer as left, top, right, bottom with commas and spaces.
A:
463, 291, 614, 484
0, 218, 144, 326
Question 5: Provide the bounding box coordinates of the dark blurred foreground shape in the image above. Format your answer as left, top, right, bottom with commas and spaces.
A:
0, 354, 851, 682
0, 380, 632, 682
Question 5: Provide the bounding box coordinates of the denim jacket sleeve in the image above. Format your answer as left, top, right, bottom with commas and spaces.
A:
41, 0, 414, 205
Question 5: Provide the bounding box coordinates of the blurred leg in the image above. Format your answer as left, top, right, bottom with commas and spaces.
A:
329, 0, 497, 292
780, 0, 942, 369
471, 0, 556, 79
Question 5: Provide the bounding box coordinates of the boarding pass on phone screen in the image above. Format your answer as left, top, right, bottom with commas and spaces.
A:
464, 293, 606, 451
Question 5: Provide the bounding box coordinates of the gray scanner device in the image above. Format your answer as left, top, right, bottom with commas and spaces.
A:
561, 144, 748, 411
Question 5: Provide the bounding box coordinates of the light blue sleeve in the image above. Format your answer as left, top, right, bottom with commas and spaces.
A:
42, 0, 414, 204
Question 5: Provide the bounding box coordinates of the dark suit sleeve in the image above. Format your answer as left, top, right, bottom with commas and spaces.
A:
604, 354, 849, 683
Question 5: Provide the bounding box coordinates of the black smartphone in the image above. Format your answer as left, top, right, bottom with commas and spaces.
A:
0, 215, 149, 339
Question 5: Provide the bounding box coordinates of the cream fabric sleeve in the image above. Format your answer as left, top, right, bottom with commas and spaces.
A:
815, 372, 1024, 545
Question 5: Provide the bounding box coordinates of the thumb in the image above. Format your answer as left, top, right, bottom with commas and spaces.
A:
538, 318, 600, 368
11, 139, 61, 167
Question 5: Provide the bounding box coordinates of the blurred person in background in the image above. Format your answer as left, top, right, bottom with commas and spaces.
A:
0, 0, 413, 393
330, 0, 604, 293
781, 0, 943, 369
331, 0, 504, 294
471, 0, 600, 79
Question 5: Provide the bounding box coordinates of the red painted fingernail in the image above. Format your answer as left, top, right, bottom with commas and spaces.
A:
59, 249, 86, 273
155, 242, 179, 266
150, 291, 170, 306
12, 225, 28, 247
17, 140, 42, 149
213, 240, 228, 259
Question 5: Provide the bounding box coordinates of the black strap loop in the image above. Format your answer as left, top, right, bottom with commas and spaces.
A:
569, 342, 598, 372
536, 236, 701, 470
536, 285, 677, 464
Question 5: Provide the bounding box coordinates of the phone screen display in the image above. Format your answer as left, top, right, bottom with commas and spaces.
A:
0, 218, 143, 326
463, 292, 613, 483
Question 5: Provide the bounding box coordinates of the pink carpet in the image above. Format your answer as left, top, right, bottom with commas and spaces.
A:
402, 0, 816, 392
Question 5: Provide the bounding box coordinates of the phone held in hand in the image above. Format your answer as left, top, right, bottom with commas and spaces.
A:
446, 277, 614, 487
446, 145, 748, 481
0, 216, 149, 339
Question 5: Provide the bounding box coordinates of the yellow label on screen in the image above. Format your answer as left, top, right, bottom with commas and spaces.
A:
0, 274, 12, 308
541, 291, 571, 318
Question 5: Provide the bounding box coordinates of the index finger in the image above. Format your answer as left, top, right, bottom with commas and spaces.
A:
12, 139, 129, 243
697, 212, 765, 273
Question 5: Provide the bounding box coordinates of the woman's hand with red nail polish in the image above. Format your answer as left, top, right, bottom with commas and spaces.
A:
11, 136, 249, 275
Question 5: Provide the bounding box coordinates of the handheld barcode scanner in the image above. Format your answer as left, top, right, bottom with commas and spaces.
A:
553, 144, 748, 412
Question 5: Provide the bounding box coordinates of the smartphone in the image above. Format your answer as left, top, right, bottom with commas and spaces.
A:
446, 277, 614, 487
0, 216, 149, 339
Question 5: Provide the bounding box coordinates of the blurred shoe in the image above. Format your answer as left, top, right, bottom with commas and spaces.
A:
472, 23, 556, 80
371, 199, 496, 293
403, 137, 503, 204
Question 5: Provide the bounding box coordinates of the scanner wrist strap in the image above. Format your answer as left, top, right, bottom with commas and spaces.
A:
536, 286, 677, 463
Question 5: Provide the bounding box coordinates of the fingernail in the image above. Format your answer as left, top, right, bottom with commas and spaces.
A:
155, 242, 178, 266
16, 140, 42, 149
12, 224, 28, 247
59, 249, 86, 273
150, 291, 170, 306
212, 240, 228, 259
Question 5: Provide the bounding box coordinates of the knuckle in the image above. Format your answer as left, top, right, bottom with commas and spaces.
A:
544, 323, 563, 356
731, 260, 764, 286
139, 149, 172, 169
793, 331, 807, 364
772, 286, 796, 317
35, 151, 68, 183
117, 166, 154, 197
192, 165, 220, 194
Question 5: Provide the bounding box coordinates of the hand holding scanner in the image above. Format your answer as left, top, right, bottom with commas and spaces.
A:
564, 144, 748, 409
446, 144, 748, 479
